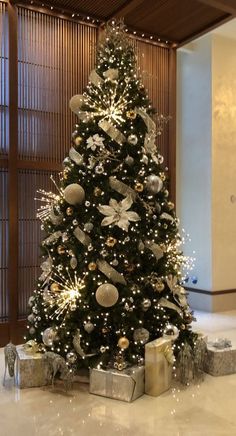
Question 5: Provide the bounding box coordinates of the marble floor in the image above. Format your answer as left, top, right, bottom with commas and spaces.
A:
1, 310, 236, 436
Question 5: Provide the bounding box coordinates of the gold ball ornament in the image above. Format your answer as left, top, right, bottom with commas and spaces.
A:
105, 237, 117, 247
88, 262, 97, 271
74, 136, 83, 146
159, 172, 166, 181
94, 187, 102, 197
64, 183, 85, 205
66, 206, 74, 216
168, 201, 175, 210
126, 110, 136, 120
57, 245, 65, 254
96, 283, 119, 307
135, 182, 144, 192
118, 337, 130, 349
155, 281, 165, 292
50, 282, 60, 292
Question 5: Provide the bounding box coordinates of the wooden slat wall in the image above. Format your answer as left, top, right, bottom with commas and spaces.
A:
0, 1, 8, 157
18, 7, 97, 163
0, 169, 8, 322
0, 3, 175, 343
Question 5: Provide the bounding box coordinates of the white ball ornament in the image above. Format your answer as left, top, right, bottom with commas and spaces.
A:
96, 283, 119, 307
146, 174, 163, 194
64, 183, 85, 205
69, 94, 84, 115
42, 327, 57, 346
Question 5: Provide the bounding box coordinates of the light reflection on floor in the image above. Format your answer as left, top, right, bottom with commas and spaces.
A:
1, 310, 236, 436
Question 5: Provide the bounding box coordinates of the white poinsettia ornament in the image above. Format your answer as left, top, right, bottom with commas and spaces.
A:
86, 133, 105, 151
98, 195, 140, 232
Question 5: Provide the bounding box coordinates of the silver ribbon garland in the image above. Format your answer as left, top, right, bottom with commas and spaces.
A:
109, 176, 137, 201
97, 259, 127, 285
144, 240, 164, 261
159, 297, 183, 315
98, 119, 126, 145
73, 226, 91, 246
69, 147, 84, 165
42, 231, 62, 246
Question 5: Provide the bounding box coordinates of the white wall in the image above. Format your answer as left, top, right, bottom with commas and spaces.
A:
177, 35, 213, 293
177, 33, 236, 310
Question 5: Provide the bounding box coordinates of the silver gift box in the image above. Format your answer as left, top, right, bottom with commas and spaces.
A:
90, 366, 145, 402
16, 345, 48, 389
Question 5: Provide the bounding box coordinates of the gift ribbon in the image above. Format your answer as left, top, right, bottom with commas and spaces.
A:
73, 226, 91, 246
109, 176, 137, 201
97, 259, 127, 285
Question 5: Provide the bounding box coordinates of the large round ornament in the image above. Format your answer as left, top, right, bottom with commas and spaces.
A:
163, 324, 179, 341
133, 328, 150, 344
128, 134, 138, 145
42, 327, 57, 346
146, 175, 163, 194
118, 337, 130, 349
66, 351, 77, 364
95, 283, 119, 307
64, 183, 85, 205
50, 282, 60, 292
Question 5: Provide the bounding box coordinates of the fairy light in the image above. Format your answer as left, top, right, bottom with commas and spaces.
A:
35, 175, 63, 222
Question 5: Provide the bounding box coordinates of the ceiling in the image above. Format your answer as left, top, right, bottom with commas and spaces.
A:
15, 0, 236, 46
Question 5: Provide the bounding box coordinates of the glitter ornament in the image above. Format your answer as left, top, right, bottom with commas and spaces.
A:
27, 313, 35, 323
84, 321, 94, 333
57, 245, 65, 255
126, 110, 136, 119
42, 327, 57, 346
66, 351, 77, 364
141, 298, 151, 311
133, 328, 150, 344
155, 280, 165, 292
96, 283, 119, 307
135, 182, 144, 192
128, 134, 138, 145
163, 324, 179, 341
146, 175, 163, 194
50, 282, 60, 292
125, 155, 134, 166
88, 262, 97, 271
94, 187, 102, 196
118, 337, 129, 349
66, 207, 74, 216
105, 237, 117, 247
64, 183, 85, 205
84, 222, 94, 232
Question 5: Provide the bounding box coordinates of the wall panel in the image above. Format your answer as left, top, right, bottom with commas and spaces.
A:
0, 169, 8, 322
17, 7, 97, 163
0, 1, 8, 157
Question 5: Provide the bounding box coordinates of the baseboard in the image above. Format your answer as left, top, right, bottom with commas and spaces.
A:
186, 287, 236, 312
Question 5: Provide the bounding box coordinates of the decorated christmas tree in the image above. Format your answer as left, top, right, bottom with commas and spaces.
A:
27, 21, 196, 371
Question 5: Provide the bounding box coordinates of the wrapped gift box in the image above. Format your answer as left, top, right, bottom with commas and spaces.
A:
16, 345, 48, 389
145, 337, 173, 396
90, 366, 144, 402
203, 340, 236, 376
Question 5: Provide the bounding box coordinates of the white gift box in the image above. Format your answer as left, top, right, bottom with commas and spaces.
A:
145, 337, 173, 396
90, 366, 145, 402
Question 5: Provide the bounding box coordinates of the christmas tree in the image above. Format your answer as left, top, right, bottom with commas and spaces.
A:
27, 21, 196, 371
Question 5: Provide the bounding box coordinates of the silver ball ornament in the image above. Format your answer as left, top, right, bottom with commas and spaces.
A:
141, 298, 151, 311
163, 324, 179, 341
27, 313, 35, 323
64, 183, 85, 205
125, 155, 134, 166
133, 328, 150, 344
128, 134, 138, 145
84, 222, 94, 232
66, 351, 77, 364
29, 327, 36, 335
146, 175, 163, 194
96, 283, 119, 307
42, 327, 57, 346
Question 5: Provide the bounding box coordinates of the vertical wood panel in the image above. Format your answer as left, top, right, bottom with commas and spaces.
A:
0, 169, 8, 322
0, 1, 8, 158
